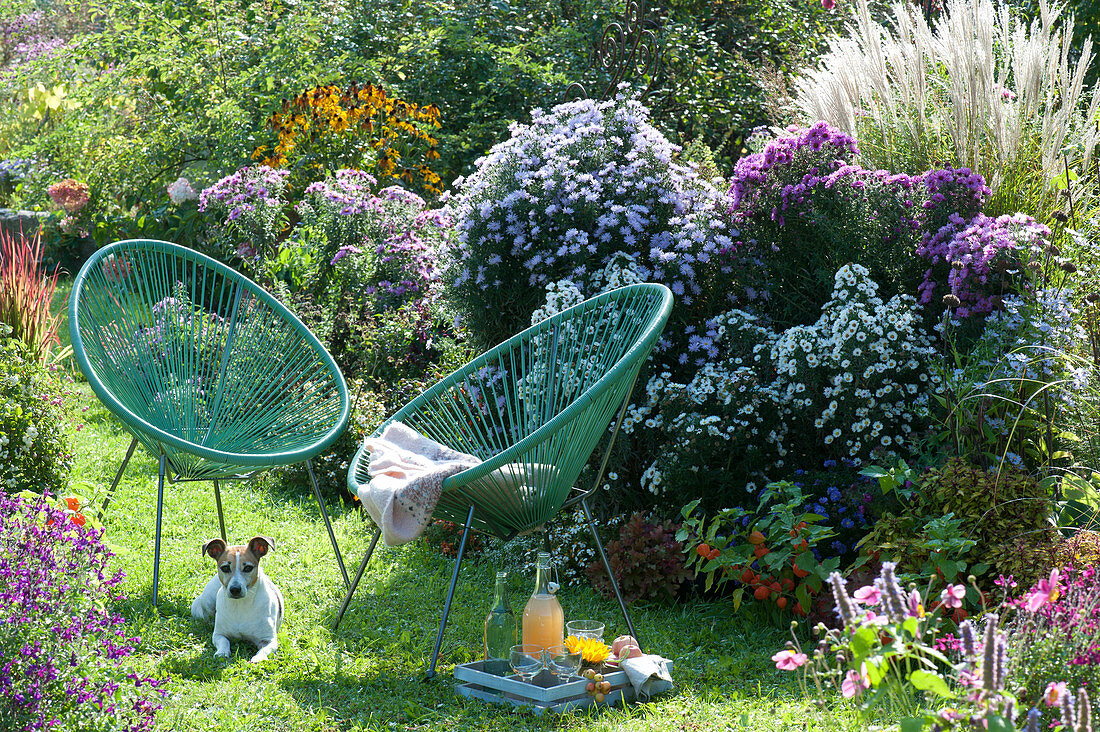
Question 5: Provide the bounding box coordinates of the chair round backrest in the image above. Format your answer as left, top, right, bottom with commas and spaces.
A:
349, 283, 673, 539
70, 239, 349, 480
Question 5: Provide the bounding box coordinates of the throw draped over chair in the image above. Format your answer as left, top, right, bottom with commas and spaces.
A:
335, 283, 673, 678
70, 239, 351, 606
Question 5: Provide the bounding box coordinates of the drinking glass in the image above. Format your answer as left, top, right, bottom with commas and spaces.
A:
565, 620, 604, 641
509, 644, 545, 683
546, 644, 582, 683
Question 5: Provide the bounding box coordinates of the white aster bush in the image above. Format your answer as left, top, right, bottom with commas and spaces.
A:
0, 326, 71, 493
618, 264, 937, 502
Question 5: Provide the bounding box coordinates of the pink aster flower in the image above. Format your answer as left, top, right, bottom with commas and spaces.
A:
842, 664, 869, 698
1023, 569, 1061, 612
940, 584, 966, 610
853, 586, 881, 605
771, 650, 808, 670
331, 245, 363, 264
821, 0, 836, 8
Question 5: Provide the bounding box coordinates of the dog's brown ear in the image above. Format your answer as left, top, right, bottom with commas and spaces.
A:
202, 539, 226, 560
248, 536, 275, 559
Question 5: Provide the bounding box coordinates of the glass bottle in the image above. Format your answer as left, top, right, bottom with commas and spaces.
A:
522, 551, 564, 651
483, 571, 516, 675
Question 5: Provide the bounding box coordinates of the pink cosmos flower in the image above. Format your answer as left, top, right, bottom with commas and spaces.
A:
940, 584, 966, 609
821, 0, 836, 8
842, 664, 869, 698
1023, 569, 1061, 612
1044, 681, 1068, 707
771, 650, 808, 670
853, 586, 881, 605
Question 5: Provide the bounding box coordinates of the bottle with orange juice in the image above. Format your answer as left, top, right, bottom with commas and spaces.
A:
522, 551, 563, 651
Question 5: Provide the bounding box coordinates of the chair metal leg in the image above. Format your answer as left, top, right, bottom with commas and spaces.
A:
152, 453, 167, 609
425, 505, 475, 681
582, 498, 641, 651
333, 527, 381, 631
306, 459, 349, 589
98, 436, 138, 520
212, 480, 227, 542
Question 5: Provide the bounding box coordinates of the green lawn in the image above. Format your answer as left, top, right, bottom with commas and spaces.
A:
63, 380, 866, 732
43, 269, 864, 731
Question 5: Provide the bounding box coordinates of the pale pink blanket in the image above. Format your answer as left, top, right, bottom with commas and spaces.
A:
359, 422, 482, 546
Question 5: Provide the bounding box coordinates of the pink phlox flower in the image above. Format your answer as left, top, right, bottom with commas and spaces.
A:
841, 663, 869, 698
940, 584, 966, 609
771, 649, 808, 670
1023, 568, 1061, 612
852, 585, 881, 605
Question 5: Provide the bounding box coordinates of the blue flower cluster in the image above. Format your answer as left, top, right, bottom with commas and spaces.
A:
791, 460, 876, 557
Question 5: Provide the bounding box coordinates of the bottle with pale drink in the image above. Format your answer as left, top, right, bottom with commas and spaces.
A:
522, 551, 563, 652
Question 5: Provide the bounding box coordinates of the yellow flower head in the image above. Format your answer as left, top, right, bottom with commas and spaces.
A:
565, 636, 610, 664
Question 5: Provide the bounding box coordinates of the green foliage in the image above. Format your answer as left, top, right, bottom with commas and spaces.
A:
922, 458, 1054, 585
0, 325, 71, 493
587, 512, 691, 604
652, 0, 855, 169
678, 481, 840, 615
861, 458, 1056, 593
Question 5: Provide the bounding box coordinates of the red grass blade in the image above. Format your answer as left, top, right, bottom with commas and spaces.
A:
0, 226, 64, 365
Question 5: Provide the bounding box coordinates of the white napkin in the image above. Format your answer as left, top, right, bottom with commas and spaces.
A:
620, 654, 674, 699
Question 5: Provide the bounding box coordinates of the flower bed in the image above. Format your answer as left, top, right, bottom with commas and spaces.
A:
0, 493, 167, 731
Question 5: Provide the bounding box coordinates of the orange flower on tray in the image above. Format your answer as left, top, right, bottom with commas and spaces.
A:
565, 635, 610, 665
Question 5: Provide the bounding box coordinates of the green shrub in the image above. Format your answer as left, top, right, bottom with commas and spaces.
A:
922, 458, 1055, 581
0, 326, 71, 493
863, 458, 1056, 590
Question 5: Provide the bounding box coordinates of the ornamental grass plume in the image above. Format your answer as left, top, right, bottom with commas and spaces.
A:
0, 493, 168, 731
0, 227, 64, 365
792, 0, 1100, 217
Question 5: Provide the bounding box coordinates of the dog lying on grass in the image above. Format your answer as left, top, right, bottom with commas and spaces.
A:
191, 536, 284, 663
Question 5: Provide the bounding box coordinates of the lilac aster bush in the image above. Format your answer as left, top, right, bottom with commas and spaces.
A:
0, 493, 168, 731
933, 290, 1087, 468
444, 94, 735, 348
198, 166, 290, 268
918, 212, 1048, 317
726, 123, 989, 328
292, 170, 447, 311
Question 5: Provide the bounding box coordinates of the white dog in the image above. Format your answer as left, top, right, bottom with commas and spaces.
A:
190, 536, 284, 663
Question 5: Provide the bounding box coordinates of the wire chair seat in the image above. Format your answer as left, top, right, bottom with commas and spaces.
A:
339, 282, 673, 677
70, 239, 351, 604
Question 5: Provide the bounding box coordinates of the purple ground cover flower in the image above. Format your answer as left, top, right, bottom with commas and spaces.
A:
0, 493, 168, 731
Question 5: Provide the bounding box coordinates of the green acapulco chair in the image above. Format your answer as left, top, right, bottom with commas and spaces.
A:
70, 239, 351, 607
334, 283, 673, 679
